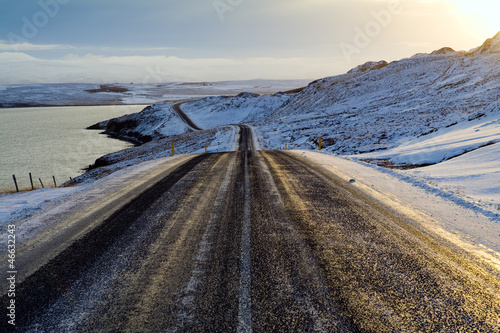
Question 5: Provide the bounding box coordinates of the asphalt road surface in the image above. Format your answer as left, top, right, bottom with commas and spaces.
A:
2, 129, 500, 332
172, 102, 203, 131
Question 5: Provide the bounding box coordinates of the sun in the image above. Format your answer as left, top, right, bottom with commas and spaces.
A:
452, 0, 499, 38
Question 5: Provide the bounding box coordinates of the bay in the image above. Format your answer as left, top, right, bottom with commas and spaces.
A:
0, 105, 146, 192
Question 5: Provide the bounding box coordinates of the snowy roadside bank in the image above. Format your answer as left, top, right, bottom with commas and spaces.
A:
290, 150, 500, 271
0, 154, 195, 248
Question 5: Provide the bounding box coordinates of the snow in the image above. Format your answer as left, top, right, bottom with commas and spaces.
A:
359, 107, 500, 166
181, 93, 292, 129
0, 155, 194, 246
254, 47, 500, 156
0, 80, 311, 108
0, 188, 78, 229
406, 143, 500, 212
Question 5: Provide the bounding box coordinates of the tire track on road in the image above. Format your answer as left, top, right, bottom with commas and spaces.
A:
4, 154, 217, 331
262, 151, 500, 332
237, 150, 252, 333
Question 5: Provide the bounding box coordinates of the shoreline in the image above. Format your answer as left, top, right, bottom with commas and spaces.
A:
0, 104, 147, 193
0, 102, 152, 109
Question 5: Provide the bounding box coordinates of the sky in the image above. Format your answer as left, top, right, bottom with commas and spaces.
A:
0, 0, 498, 84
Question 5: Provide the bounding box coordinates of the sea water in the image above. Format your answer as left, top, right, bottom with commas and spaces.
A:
0, 105, 146, 191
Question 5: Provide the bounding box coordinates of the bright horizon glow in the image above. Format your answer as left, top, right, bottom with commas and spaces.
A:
452, 0, 500, 39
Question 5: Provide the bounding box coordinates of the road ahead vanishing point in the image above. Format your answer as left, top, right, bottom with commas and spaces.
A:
2, 121, 500, 332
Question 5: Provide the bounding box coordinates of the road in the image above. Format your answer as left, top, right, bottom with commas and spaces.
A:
2, 126, 500, 332
237, 125, 254, 151
172, 102, 203, 130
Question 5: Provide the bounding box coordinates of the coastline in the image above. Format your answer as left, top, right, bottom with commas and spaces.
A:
0, 102, 151, 109
0, 105, 146, 193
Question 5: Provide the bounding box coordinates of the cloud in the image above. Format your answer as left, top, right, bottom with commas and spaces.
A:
0, 52, 38, 62
0, 40, 73, 52
0, 52, 344, 84
1, 0, 494, 84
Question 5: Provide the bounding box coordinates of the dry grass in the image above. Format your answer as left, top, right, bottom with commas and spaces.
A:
0, 183, 74, 195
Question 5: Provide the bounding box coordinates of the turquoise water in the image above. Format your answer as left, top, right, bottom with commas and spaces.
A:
0, 105, 145, 191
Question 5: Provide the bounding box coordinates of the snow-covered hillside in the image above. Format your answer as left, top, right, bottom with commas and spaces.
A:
259, 35, 500, 156
89, 103, 191, 144
181, 92, 292, 128
89, 32, 500, 168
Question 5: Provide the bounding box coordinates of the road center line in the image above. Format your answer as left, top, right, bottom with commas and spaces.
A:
237, 150, 252, 333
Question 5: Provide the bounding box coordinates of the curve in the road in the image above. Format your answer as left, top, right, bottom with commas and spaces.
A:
172, 102, 203, 131
172, 102, 255, 153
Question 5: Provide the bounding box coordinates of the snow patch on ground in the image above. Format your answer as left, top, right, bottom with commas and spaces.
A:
361, 107, 500, 165
0, 155, 194, 245
405, 143, 500, 213
181, 93, 291, 128
0, 188, 78, 230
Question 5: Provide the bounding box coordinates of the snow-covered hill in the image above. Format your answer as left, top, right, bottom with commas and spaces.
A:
258, 37, 500, 156
180, 92, 292, 128
92, 32, 500, 166
89, 104, 190, 144
85, 33, 500, 166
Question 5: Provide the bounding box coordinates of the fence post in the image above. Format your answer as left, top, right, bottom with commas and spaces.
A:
39, 178, 44, 188
12, 175, 19, 193
29, 172, 34, 190
318, 137, 322, 151
171, 141, 175, 156
285, 144, 287, 150
53, 176, 57, 188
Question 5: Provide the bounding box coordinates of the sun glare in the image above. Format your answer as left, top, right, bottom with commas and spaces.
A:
453, 0, 499, 38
